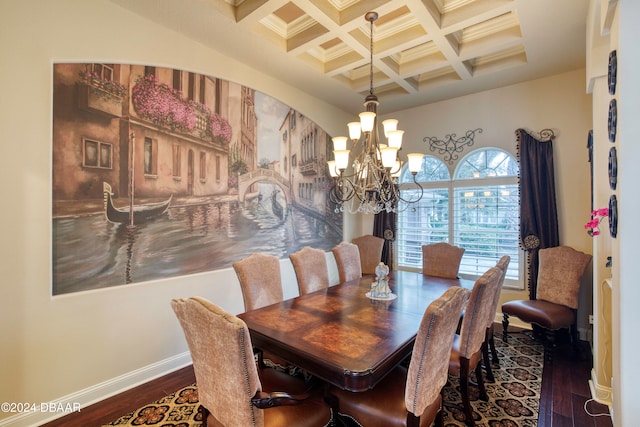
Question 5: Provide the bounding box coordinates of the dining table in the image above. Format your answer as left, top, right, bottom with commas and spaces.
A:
238, 270, 475, 393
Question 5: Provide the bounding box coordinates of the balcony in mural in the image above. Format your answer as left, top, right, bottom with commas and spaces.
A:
77, 76, 126, 118
299, 158, 321, 175
131, 74, 232, 145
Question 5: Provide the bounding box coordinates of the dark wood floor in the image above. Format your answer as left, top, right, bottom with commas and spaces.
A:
41, 332, 613, 427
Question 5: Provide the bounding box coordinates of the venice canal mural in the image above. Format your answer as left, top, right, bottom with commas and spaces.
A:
52, 63, 342, 295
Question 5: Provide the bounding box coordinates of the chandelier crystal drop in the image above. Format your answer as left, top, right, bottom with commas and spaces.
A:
327, 11, 424, 214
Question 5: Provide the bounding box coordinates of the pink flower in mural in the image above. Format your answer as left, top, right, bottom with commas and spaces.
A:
209, 112, 232, 143
584, 207, 608, 236
132, 75, 196, 131
133, 74, 231, 143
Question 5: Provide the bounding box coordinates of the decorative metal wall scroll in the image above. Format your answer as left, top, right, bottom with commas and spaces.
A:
608, 50, 617, 95
423, 128, 482, 164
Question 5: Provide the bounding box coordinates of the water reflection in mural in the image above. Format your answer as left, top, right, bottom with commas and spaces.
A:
53, 183, 341, 295
52, 63, 341, 295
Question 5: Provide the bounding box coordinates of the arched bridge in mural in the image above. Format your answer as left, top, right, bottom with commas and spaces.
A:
237, 168, 290, 205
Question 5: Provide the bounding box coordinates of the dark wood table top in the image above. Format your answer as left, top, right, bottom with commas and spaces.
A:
238, 270, 474, 392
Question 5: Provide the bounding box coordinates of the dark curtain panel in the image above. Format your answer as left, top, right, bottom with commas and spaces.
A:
517, 128, 559, 299
373, 210, 396, 267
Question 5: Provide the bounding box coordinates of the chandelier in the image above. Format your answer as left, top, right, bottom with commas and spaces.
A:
327, 11, 424, 214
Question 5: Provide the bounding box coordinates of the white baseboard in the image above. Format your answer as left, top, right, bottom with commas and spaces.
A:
0, 352, 192, 427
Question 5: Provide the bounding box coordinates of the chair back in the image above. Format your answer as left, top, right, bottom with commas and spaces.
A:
171, 297, 264, 427
289, 247, 330, 295
332, 242, 362, 283
233, 253, 283, 311
352, 235, 384, 275
405, 286, 470, 417
458, 267, 502, 358
536, 246, 592, 309
421, 242, 465, 279
486, 255, 511, 328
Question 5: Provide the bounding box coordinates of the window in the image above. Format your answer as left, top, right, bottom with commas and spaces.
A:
172, 144, 181, 178
199, 75, 206, 104
215, 155, 221, 181
188, 72, 195, 101
172, 69, 182, 92
83, 138, 112, 169
199, 152, 206, 181
144, 137, 157, 175
90, 63, 115, 81
397, 148, 521, 288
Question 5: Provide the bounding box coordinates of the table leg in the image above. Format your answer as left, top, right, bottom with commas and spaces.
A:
323, 384, 360, 427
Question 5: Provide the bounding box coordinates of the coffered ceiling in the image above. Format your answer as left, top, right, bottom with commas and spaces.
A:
110, 0, 589, 114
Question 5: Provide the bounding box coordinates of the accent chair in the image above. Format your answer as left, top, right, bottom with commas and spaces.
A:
502, 246, 592, 349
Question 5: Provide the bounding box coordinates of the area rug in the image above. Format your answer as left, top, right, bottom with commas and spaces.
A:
441, 331, 543, 427
104, 332, 542, 427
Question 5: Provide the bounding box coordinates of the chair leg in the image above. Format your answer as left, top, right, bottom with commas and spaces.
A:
481, 336, 495, 383
502, 313, 510, 342
434, 407, 444, 427
255, 348, 265, 369
488, 324, 499, 364
475, 361, 488, 402
459, 358, 475, 427
199, 405, 210, 427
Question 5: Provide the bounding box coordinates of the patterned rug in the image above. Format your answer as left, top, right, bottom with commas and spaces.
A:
104, 332, 543, 427
442, 331, 543, 427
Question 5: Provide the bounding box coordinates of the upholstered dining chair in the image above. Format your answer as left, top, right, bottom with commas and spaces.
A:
289, 246, 330, 295
352, 234, 384, 275
422, 242, 465, 279
171, 297, 331, 427
481, 255, 511, 382
449, 266, 503, 426
233, 253, 283, 311
502, 246, 592, 348
331, 286, 470, 427
332, 241, 362, 283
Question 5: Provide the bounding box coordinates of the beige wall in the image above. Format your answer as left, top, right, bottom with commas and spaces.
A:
4, 0, 640, 425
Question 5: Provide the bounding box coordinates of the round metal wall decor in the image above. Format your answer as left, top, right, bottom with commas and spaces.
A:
608, 147, 618, 190
609, 195, 618, 238
608, 50, 617, 95
608, 99, 617, 142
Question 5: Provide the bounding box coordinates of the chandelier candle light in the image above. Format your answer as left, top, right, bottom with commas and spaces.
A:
327, 11, 424, 214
